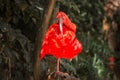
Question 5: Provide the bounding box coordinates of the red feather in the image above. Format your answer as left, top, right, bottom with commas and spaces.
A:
40, 12, 82, 60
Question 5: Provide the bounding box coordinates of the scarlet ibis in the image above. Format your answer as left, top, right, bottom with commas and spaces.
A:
40, 12, 82, 76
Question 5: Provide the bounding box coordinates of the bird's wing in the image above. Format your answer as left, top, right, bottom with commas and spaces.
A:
40, 24, 61, 60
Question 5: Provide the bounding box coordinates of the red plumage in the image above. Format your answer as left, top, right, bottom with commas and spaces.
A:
40, 12, 82, 60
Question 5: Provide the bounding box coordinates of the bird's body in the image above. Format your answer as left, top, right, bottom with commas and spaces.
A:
40, 23, 82, 60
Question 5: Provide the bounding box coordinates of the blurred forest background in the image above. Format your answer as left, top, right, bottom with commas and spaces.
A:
0, 0, 120, 80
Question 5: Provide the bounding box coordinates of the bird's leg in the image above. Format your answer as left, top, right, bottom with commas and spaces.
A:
56, 58, 60, 72
55, 58, 69, 77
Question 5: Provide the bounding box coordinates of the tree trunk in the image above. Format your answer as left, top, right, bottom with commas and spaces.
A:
33, 0, 56, 80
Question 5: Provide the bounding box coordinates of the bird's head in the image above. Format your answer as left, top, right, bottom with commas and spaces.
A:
56, 12, 71, 26
56, 12, 76, 33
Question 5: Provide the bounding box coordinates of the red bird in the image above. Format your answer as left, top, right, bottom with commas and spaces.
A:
40, 12, 82, 75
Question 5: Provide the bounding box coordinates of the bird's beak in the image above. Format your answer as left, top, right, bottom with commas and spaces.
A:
58, 18, 63, 35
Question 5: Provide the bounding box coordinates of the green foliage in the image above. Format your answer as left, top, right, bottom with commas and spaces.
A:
0, 18, 34, 80
0, 0, 48, 80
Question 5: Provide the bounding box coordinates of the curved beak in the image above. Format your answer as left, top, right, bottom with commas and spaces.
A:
58, 17, 63, 36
